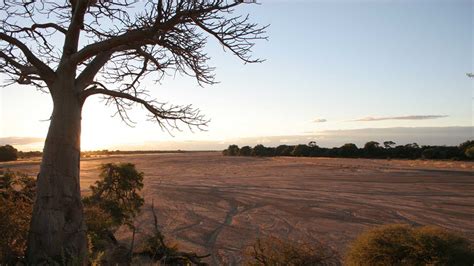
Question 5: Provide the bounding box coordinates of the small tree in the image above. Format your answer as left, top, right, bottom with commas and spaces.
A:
363, 141, 382, 158
83, 163, 144, 227
251, 144, 267, 156
339, 143, 359, 158
308, 141, 318, 148
82, 163, 144, 259
226, 145, 240, 156
383, 141, 396, 149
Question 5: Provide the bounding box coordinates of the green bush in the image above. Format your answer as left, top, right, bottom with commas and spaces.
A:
346, 224, 474, 265
82, 163, 144, 259
83, 163, 144, 228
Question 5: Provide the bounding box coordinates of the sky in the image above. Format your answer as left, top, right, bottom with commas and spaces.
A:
0, 0, 473, 151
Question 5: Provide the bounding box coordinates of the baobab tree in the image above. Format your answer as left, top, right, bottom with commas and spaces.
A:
0, 0, 266, 262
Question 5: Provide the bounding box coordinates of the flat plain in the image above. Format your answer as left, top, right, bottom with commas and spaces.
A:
2, 152, 473, 265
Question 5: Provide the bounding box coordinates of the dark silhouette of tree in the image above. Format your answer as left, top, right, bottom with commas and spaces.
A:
363, 141, 381, 158
226, 144, 240, 156
459, 140, 474, 153
308, 141, 318, 147
339, 143, 359, 158
383, 141, 396, 149
291, 144, 311, 157
239, 146, 252, 156
0, 0, 266, 261
465, 146, 474, 158
251, 144, 271, 156
275, 145, 294, 156
0, 145, 18, 162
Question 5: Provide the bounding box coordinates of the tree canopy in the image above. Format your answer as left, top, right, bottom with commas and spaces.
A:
0, 0, 267, 131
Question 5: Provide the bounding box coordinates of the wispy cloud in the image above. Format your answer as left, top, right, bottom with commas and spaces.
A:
353, 115, 448, 122
0, 137, 44, 146
313, 118, 327, 123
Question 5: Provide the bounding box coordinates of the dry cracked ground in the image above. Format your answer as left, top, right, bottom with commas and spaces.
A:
2, 152, 473, 265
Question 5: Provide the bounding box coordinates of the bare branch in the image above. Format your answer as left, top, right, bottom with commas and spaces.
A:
9, 23, 68, 35
80, 85, 209, 132
61, 0, 90, 57
0, 32, 55, 83
1, 0, 266, 133
75, 51, 113, 90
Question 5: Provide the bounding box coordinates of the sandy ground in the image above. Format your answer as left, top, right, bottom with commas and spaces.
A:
1, 152, 473, 265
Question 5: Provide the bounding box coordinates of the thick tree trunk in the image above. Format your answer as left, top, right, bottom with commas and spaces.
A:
27, 79, 87, 263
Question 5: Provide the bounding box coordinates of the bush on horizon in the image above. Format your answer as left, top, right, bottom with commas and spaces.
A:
239, 146, 252, 156
0, 145, 18, 162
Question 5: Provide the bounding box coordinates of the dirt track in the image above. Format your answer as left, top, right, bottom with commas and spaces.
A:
2, 152, 473, 265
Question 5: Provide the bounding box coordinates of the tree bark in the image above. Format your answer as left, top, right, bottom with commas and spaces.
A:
27, 78, 87, 263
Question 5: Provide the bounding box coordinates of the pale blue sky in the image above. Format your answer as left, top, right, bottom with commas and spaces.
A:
1, 0, 472, 150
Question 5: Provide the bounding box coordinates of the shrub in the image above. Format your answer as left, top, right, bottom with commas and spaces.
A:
252, 144, 268, 156
83, 204, 115, 253
224, 145, 239, 156
244, 236, 340, 265
0, 170, 35, 264
465, 146, 474, 159
239, 146, 252, 156
383, 141, 396, 149
82, 163, 144, 260
459, 140, 474, 153
0, 145, 18, 162
83, 163, 144, 228
345, 224, 474, 265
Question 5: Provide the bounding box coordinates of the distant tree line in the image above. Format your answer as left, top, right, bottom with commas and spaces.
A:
0, 146, 196, 162
223, 140, 474, 160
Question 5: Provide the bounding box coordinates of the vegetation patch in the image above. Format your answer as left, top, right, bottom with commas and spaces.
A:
224, 140, 474, 160
345, 224, 474, 265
